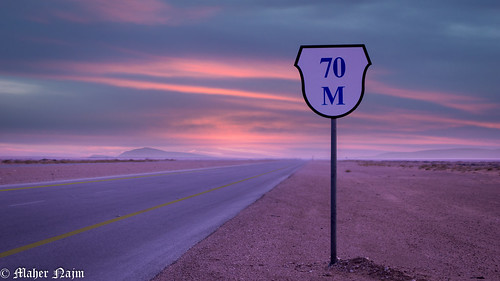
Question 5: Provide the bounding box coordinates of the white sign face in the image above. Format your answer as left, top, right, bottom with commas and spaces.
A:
295, 45, 371, 118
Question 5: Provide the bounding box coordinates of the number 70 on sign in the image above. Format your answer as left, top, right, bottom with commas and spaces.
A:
294, 45, 371, 119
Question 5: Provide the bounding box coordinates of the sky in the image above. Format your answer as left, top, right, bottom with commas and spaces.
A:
1, 0, 499, 159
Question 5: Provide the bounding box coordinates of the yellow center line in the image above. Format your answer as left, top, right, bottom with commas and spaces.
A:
0, 166, 288, 259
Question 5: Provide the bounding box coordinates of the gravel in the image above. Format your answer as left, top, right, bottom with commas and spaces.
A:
153, 160, 499, 281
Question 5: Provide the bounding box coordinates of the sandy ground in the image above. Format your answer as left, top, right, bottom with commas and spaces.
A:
0, 160, 268, 185
153, 160, 499, 281
2, 160, 498, 280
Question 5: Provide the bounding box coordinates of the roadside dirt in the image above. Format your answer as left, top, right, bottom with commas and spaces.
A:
2, 159, 497, 280
0, 160, 268, 185
153, 160, 500, 281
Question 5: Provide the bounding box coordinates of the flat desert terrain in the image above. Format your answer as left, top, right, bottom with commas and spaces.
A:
0, 159, 268, 185
154, 160, 499, 281
2, 160, 498, 280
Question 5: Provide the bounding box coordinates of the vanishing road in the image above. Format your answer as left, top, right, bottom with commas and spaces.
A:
0, 160, 304, 281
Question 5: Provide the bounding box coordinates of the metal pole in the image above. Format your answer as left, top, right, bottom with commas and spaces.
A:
330, 118, 337, 265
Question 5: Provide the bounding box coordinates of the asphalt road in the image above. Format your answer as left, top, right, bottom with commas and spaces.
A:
0, 160, 304, 281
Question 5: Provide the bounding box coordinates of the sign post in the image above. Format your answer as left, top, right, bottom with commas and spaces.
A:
294, 45, 371, 265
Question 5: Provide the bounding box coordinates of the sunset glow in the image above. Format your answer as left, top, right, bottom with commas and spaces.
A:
1, 1, 499, 159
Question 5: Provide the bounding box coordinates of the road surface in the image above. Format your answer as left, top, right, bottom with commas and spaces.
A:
0, 160, 304, 280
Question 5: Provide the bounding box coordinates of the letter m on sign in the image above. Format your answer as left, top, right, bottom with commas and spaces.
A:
322, 86, 345, 105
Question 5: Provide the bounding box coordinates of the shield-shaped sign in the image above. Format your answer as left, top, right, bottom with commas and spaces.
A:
295, 45, 371, 118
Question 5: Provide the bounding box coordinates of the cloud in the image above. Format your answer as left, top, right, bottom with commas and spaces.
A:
21, 54, 301, 105
1, 0, 499, 159
41, 56, 297, 80
368, 79, 498, 114
446, 23, 500, 39
28, 0, 219, 25
29, 54, 497, 118
0, 78, 40, 95
78, 0, 174, 24
350, 110, 500, 131
348, 133, 500, 148
49, 75, 301, 103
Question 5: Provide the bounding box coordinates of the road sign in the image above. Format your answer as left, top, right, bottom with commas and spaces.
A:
295, 45, 371, 119
295, 44, 371, 266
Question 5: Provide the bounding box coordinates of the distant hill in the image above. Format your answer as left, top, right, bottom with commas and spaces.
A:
118, 147, 212, 160
372, 148, 500, 160
89, 154, 114, 159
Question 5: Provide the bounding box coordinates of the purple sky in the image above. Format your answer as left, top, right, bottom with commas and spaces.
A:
1, 1, 499, 159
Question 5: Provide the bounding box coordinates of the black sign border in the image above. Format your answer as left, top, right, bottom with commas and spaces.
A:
294, 44, 372, 119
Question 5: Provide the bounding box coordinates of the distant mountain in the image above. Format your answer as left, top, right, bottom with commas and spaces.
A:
372, 148, 500, 160
118, 147, 212, 160
89, 154, 114, 159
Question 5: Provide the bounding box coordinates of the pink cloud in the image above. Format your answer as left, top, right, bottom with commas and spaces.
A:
82, 0, 173, 24
350, 110, 500, 131
339, 133, 499, 152
338, 109, 500, 152
167, 57, 297, 80
39, 56, 496, 117
155, 120, 315, 152
7, 55, 497, 159
40, 0, 219, 25
224, 97, 307, 112
50, 75, 301, 103
42, 56, 297, 80
28, 55, 299, 104
368, 79, 497, 114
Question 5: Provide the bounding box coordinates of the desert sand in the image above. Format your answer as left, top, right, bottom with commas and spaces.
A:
1, 160, 498, 280
0, 159, 268, 185
153, 160, 499, 281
